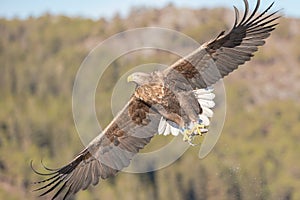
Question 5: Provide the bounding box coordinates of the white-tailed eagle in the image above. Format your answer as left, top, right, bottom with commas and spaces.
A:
31, 0, 280, 199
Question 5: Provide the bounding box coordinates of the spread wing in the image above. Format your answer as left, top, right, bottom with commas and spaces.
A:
31, 96, 161, 200
163, 0, 281, 89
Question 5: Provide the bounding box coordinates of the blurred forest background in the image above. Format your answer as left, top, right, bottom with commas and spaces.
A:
1, 4, 300, 200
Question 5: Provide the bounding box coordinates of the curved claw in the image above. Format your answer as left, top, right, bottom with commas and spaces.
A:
182, 123, 208, 146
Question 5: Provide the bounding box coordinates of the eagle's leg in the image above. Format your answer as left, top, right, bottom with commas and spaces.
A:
182, 129, 194, 145
183, 121, 208, 146
191, 123, 208, 136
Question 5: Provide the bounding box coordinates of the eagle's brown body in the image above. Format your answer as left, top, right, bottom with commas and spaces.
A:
133, 71, 201, 127
32, 1, 281, 199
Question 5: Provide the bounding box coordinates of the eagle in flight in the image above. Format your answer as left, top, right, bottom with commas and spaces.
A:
32, 0, 280, 199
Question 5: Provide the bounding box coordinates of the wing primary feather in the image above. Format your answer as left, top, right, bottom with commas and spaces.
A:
31, 161, 58, 176
246, 24, 278, 35
246, 29, 274, 37
247, 15, 281, 32
38, 177, 65, 197
32, 175, 60, 185
33, 175, 63, 192
237, 0, 249, 26
241, 0, 261, 26
40, 160, 60, 172
233, 6, 240, 28
246, 1, 275, 26
62, 185, 72, 200
70, 167, 85, 194
252, 10, 280, 27
51, 181, 68, 200
244, 33, 271, 40
249, 10, 280, 27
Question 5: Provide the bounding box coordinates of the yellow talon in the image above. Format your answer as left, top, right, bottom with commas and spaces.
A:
182, 123, 208, 146
191, 124, 206, 136
183, 129, 192, 142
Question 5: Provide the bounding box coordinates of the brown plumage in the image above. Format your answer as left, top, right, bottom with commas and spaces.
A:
164, 0, 280, 88
32, 96, 160, 199
31, 0, 280, 199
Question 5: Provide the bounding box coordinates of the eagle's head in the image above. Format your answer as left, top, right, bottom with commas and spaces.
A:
127, 72, 152, 86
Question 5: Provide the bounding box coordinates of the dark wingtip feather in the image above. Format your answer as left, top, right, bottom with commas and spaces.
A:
246, 1, 277, 26
62, 185, 72, 200
32, 173, 60, 185
41, 159, 60, 171
238, 0, 249, 26
33, 176, 61, 192
31, 160, 58, 176
242, 0, 261, 26
38, 178, 64, 197
51, 182, 68, 200
233, 6, 240, 28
